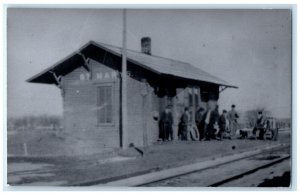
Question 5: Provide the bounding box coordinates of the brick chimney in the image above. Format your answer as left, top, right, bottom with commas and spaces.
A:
141, 37, 151, 55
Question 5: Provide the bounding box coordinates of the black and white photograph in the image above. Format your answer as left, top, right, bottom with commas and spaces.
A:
5, 7, 293, 188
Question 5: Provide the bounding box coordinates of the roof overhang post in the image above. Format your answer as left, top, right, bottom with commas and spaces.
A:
49, 71, 62, 88
49, 71, 65, 97
219, 86, 228, 93
77, 52, 91, 73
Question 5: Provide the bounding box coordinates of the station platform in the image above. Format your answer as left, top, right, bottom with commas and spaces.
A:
7, 131, 290, 187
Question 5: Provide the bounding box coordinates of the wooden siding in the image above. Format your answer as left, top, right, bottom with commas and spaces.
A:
61, 59, 120, 149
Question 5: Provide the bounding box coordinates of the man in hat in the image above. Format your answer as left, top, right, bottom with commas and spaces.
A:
159, 105, 174, 141
253, 111, 266, 140
228, 104, 239, 138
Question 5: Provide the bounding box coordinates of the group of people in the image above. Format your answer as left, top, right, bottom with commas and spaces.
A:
158, 104, 239, 142
188, 104, 239, 141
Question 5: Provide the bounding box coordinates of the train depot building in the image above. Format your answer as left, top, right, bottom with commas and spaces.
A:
27, 38, 237, 153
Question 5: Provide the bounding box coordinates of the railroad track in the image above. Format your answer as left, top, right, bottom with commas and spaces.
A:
208, 154, 290, 187
101, 143, 290, 187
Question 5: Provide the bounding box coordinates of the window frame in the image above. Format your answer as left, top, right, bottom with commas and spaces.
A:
95, 83, 115, 126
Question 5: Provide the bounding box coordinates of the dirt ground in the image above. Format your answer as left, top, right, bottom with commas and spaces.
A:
6, 130, 291, 186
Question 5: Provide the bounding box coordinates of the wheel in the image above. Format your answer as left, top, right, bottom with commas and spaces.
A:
190, 124, 200, 141
264, 130, 273, 140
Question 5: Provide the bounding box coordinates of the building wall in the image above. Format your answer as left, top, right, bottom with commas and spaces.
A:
149, 88, 161, 144
61, 59, 121, 153
126, 75, 144, 146
126, 75, 161, 147
60, 56, 220, 151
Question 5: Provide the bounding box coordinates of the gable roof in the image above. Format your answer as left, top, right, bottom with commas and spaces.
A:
27, 41, 237, 88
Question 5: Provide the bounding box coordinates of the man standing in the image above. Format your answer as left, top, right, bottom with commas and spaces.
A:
218, 110, 229, 140
228, 104, 239, 138
253, 111, 265, 140
203, 105, 220, 140
178, 107, 190, 141
159, 105, 173, 141
195, 107, 205, 140
211, 105, 220, 139
202, 107, 211, 141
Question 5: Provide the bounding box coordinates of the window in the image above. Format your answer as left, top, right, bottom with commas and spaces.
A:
195, 93, 199, 107
97, 85, 113, 124
201, 90, 209, 102
189, 93, 199, 107
188, 88, 200, 107
189, 92, 193, 107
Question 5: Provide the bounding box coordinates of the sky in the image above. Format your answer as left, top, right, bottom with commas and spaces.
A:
7, 8, 292, 118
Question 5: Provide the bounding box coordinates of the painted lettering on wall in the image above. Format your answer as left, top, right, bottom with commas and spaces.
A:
80, 71, 118, 81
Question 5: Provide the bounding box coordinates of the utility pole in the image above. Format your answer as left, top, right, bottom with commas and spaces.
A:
121, 9, 128, 149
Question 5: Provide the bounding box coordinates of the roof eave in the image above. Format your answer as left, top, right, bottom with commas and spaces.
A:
26, 40, 239, 89
26, 41, 94, 84
222, 84, 238, 89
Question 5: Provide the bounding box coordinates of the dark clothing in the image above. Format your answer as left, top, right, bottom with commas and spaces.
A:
195, 109, 204, 124
253, 115, 265, 140
160, 111, 173, 124
218, 114, 227, 139
218, 114, 227, 130
195, 110, 205, 140
203, 109, 220, 140
256, 116, 265, 129
159, 111, 173, 141
211, 109, 220, 125
265, 121, 278, 141
253, 127, 265, 140
178, 112, 189, 140
197, 121, 205, 140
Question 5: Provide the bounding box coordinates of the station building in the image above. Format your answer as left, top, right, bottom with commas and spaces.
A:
27, 38, 237, 152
